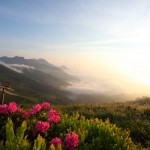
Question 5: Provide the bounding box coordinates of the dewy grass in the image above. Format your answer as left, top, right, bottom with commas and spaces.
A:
0, 101, 142, 150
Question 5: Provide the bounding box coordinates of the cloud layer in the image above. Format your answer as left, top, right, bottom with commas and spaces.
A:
0, 61, 35, 73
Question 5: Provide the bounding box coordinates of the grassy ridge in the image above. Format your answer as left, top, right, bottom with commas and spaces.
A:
1, 95, 150, 149
56, 97, 150, 148
0, 101, 138, 150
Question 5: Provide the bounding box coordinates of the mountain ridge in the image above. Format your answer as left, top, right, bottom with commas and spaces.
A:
0, 56, 77, 104
0, 56, 78, 82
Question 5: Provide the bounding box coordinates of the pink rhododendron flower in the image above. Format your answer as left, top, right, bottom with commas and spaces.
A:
0, 104, 9, 114
65, 132, 79, 150
22, 112, 28, 119
9, 102, 17, 113
22, 104, 42, 118
22, 109, 34, 118
0, 102, 17, 114
41, 102, 50, 109
48, 115, 60, 124
48, 109, 59, 117
28, 109, 35, 116
16, 107, 25, 114
32, 104, 42, 113
49, 137, 62, 148
33, 121, 50, 135
48, 109, 60, 124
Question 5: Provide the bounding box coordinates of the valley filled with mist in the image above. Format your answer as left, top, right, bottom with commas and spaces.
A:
0, 56, 147, 105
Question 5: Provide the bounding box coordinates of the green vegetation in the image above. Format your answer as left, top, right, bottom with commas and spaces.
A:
4, 94, 71, 105
57, 97, 150, 149
0, 101, 139, 150
0, 97, 150, 149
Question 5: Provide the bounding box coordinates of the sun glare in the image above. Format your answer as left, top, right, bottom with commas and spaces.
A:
112, 50, 150, 85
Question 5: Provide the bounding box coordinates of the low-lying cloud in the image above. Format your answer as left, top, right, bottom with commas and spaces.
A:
64, 67, 150, 100
0, 61, 35, 73
66, 75, 123, 95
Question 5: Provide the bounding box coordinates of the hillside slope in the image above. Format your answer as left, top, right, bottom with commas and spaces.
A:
0, 56, 78, 103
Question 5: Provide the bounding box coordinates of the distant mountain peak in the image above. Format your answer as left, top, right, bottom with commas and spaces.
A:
14, 56, 24, 59
0, 56, 27, 64
0, 56, 78, 82
0, 55, 78, 102
60, 65, 69, 70
0, 56, 50, 65
37, 58, 49, 65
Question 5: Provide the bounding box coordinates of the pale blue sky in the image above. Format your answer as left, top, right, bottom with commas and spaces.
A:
1, 0, 150, 95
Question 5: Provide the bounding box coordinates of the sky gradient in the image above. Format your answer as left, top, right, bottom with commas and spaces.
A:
1, 0, 150, 95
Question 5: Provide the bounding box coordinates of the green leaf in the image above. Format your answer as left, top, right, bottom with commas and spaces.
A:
5, 141, 16, 150
5, 118, 14, 142
56, 144, 62, 150
49, 144, 55, 150
33, 134, 46, 150
16, 121, 27, 142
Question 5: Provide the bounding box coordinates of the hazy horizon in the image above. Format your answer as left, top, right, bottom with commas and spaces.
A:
1, 0, 150, 97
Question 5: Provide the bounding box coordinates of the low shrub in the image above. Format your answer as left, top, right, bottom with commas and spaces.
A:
0, 102, 138, 150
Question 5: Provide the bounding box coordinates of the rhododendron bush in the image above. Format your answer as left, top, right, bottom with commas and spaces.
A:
0, 101, 137, 150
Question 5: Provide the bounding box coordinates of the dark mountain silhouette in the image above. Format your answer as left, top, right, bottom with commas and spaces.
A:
0, 56, 78, 103
0, 56, 77, 82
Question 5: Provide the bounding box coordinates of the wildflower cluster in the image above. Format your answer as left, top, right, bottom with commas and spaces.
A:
22, 102, 50, 118
49, 137, 62, 147
33, 121, 50, 135
0, 102, 17, 114
41, 102, 50, 109
48, 109, 60, 124
49, 132, 79, 150
33, 109, 60, 135
0, 101, 79, 150
16, 107, 25, 114
65, 132, 79, 150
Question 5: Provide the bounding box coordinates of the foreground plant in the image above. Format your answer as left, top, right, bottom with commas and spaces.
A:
0, 101, 139, 150
0, 118, 30, 150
